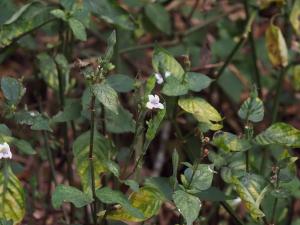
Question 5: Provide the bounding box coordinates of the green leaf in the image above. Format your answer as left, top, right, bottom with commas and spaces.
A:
0, 219, 13, 225
254, 122, 300, 147
0, 3, 54, 48
105, 106, 135, 133
30, 116, 52, 132
68, 18, 87, 41
54, 54, 70, 92
1, 77, 25, 104
73, 131, 114, 194
107, 74, 134, 93
13, 110, 52, 132
103, 186, 163, 222
87, 0, 135, 30
212, 132, 251, 152
123, 179, 139, 192
4, 2, 35, 25
184, 164, 214, 192
178, 97, 222, 124
290, 0, 300, 36
52, 100, 82, 123
92, 83, 119, 114
195, 187, 234, 202
52, 185, 93, 209
144, 177, 173, 201
162, 76, 189, 96
36, 53, 59, 91
50, 9, 67, 21
51, 184, 93, 209
145, 107, 166, 143
152, 47, 185, 81
145, 3, 171, 35
0, 124, 11, 136
96, 187, 144, 219
238, 89, 264, 123
185, 72, 213, 92
104, 30, 116, 61
0, 166, 25, 224
231, 177, 265, 220
173, 190, 201, 225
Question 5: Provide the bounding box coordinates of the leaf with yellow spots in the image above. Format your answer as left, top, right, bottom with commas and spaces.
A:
265, 23, 288, 68
100, 186, 163, 222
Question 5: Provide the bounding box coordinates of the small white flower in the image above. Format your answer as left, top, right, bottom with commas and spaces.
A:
0, 142, 12, 159
165, 71, 171, 78
154, 71, 172, 84
208, 165, 217, 174
146, 95, 164, 110
231, 197, 242, 206
155, 73, 164, 84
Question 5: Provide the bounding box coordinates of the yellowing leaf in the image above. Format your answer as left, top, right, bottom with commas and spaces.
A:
231, 177, 265, 220
258, 0, 285, 9
290, 0, 300, 36
265, 23, 288, 68
178, 97, 222, 124
103, 186, 163, 222
292, 65, 300, 91
0, 166, 25, 224
73, 131, 114, 195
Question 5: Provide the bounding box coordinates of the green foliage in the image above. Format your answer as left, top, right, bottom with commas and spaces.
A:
72, 131, 116, 194
95, 187, 144, 219
107, 74, 134, 93
69, 18, 87, 41
1, 77, 25, 105
173, 190, 201, 225
51, 100, 82, 123
213, 132, 251, 152
0, 2, 53, 48
231, 176, 267, 220
255, 122, 300, 147
183, 164, 214, 193
0, 166, 25, 224
105, 106, 135, 133
145, 3, 171, 35
152, 47, 185, 81
36, 53, 59, 91
87, 0, 135, 30
238, 88, 264, 122
52, 185, 93, 209
185, 72, 213, 92
102, 187, 163, 222
92, 83, 119, 114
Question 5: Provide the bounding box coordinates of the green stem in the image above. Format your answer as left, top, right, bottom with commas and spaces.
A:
186, 0, 200, 24
220, 202, 244, 225
89, 94, 97, 225
42, 131, 58, 186
271, 67, 286, 123
271, 168, 280, 224
243, 0, 262, 97
216, 37, 245, 78
216, 11, 256, 79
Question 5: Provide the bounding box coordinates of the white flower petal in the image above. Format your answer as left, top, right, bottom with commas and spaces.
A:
165, 71, 171, 78
156, 103, 164, 109
154, 95, 160, 102
146, 102, 154, 109
155, 73, 164, 84
0, 142, 12, 159
148, 95, 155, 102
